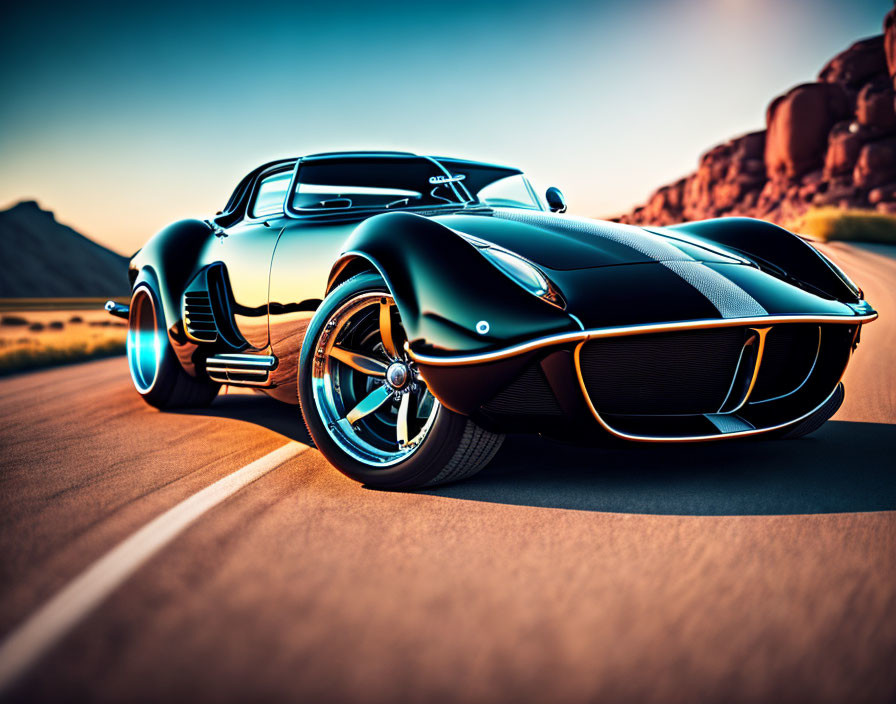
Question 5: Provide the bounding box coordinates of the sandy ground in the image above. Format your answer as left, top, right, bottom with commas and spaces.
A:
0, 243, 893, 703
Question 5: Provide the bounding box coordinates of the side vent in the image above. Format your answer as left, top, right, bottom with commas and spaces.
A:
184, 291, 218, 343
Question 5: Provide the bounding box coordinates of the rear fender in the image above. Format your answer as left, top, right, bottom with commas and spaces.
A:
130, 219, 214, 375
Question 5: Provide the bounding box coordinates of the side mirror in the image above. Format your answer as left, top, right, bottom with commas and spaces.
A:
545, 187, 567, 213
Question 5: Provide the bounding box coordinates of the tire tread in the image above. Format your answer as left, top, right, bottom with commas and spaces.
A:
776, 383, 844, 440
424, 420, 505, 486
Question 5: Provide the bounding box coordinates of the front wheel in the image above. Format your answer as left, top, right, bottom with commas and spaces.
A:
768, 383, 845, 440
298, 273, 504, 489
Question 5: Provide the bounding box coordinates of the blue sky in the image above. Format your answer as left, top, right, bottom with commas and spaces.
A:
0, 0, 890, 253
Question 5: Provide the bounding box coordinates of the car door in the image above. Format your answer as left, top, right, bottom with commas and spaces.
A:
263, 218, 358, 402
213, 168, 293, 350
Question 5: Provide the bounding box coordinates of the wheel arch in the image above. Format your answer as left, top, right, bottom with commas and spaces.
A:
326, 253, 386, 296
129, 218, 214, 366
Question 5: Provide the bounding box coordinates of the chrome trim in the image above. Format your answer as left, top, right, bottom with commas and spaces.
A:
205, 354, 277, 386
715, 333, 755, 413
206, 366, 268, 375
104, 300, 129, 320
749, 327, 822, 405
406, 312, 878, 367
723, 326, 770, 415
205, 354, 277, 368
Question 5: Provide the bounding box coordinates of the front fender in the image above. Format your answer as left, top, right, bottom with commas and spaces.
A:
331, 212, 577, 355
660, 217, 862, 302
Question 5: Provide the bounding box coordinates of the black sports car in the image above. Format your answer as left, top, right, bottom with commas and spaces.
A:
107, 151, 877, 488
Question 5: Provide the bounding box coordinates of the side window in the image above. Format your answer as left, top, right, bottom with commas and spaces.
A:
250, 172, 291, 218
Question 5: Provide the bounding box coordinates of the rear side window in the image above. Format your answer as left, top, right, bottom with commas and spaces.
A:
250, 172, 291, 218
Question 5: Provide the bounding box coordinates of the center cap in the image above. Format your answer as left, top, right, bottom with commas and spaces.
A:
386, 362, 409, 389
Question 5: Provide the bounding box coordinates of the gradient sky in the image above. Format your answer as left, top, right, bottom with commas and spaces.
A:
0, 0, 890, 254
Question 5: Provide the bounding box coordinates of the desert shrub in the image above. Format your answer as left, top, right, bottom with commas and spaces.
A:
794, 208, 896, 244
0, 339, 126, 377
69, 316, 84, 323
1, 315, 29, 326
29, 322, 45, 331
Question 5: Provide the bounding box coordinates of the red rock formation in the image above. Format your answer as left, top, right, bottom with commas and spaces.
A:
819, 36, 887, 87
883, 7, 896, 79
617, 6, 896, 226
824, 122, 863, 177
856, 76, 896, 129
765, 83, 849, 179
854, 138, 896, 189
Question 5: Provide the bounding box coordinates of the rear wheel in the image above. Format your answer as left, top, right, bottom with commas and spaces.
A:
127, 282, 219, 409
298, 273, 504, 488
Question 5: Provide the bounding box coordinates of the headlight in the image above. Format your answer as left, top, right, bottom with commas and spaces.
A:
479, 246, 565, 308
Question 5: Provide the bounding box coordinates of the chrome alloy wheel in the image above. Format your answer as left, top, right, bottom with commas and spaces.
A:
311, 292, 439, 466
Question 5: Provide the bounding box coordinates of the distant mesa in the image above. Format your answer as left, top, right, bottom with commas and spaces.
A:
616, 6, 896, 228
0, 200, 130, 298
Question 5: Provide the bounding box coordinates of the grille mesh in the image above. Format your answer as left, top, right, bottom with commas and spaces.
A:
579, 328, 746, 415
481, 364, 562, 416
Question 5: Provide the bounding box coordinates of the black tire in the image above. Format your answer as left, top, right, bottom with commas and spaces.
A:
298, 273, 504, 489
127, 282, 219, 409
771, 383, 845, 440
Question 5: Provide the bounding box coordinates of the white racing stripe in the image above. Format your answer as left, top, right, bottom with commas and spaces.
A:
0, 441, 309, 693
494, 209, 768, 318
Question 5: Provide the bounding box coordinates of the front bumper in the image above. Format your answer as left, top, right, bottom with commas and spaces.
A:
407, 310, 877, 442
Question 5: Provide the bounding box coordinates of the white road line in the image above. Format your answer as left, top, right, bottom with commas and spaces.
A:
0, 441, 309, 693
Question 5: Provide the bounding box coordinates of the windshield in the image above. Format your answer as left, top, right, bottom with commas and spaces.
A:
291, 155, 470, 213
474, 174, 541, 210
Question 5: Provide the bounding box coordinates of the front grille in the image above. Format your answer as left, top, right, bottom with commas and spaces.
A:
750, 324, 820, 402
184, 291, 218, 342
481, 364, 563, 416
579, 327, 747, 415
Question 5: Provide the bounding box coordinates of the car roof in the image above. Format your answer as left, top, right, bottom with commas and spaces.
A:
219, 151, 525, 223
300, 151, 520, 174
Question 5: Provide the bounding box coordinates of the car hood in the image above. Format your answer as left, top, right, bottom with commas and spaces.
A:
434, 209, 748, 271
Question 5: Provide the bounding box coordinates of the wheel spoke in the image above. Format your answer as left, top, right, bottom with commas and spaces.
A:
379, 298, 399, 359
346, 384, 393, 425
396, 392, 412, 446
330, 345, 387, 377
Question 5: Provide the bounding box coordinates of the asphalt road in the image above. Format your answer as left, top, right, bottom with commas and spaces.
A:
0, 242, 894, 703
